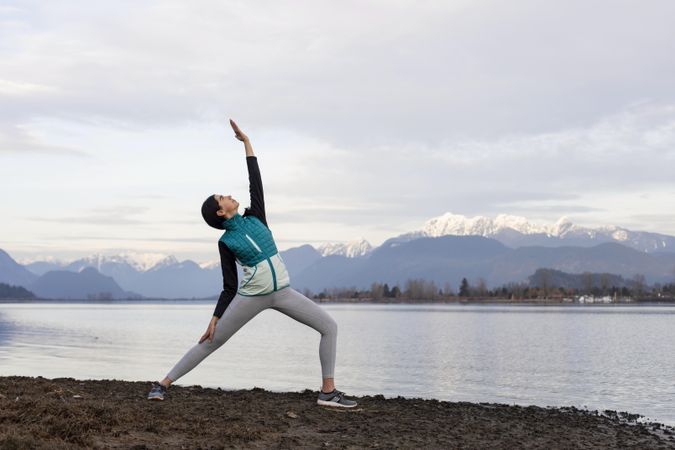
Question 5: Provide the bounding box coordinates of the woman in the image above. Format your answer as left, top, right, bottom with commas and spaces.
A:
147, 119, 357, 408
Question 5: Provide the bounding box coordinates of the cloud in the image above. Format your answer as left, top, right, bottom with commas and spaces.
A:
493, 204, 605, 214
0, 79, 58, 96
627, 213, 675, 228
52, 235, 215, 244
0, 123, 85, 155
260, 103, 675, 229
33, 205, 150, 226
2, 1, 675, 145
2, 1, 675, 258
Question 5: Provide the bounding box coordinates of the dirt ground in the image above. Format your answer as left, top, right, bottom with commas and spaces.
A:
1, 376, 673, 449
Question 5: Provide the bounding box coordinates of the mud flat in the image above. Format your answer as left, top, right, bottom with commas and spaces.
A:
1, 376, 673, 449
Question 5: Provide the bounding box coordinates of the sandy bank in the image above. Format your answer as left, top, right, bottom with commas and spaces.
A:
0, 376, 673, 449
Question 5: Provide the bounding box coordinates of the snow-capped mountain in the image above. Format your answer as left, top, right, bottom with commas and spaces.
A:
391, 212, 674, 253
145, 255, 179, 272
66, 252, 172, 273
421, 213, 558, 237
199, 260, 221, 270
317, 239, 373, 258
120, 252, 174, 271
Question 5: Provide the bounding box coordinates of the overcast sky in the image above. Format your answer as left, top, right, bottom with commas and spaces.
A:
1, 0, 674, 263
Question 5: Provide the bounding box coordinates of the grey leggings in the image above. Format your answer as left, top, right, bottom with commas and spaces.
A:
165, 287, 338, 382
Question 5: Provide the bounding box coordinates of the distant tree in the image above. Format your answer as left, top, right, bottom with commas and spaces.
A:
383, 283, 391, 298
428, 280, 438, 300
600, 273, 610, 295
538, 269, 553, 297
404, 279, 420, 299
371, 282, 384, 299
582, 272, 594, 294
403, 278, 439, 300
459, 278, 470, 297
390, 285, 401, 298
632, 274, 646, 298
474, 278, 488, 297
664, 283, 675, 297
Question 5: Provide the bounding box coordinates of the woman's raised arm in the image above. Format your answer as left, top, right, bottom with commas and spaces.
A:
230, 119, 267, 226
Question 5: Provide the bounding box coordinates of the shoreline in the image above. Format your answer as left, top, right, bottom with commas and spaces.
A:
1, 376, 674, 449
2, 297, 675, 306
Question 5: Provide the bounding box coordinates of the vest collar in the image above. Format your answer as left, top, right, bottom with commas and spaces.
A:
222, 212, 244, 231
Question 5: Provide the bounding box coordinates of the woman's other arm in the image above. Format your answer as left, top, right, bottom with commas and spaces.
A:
200, 241, 237, 343
213, 241, 238, 319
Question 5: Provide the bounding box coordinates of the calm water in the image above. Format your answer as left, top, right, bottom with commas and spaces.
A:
0, 302, 673, 425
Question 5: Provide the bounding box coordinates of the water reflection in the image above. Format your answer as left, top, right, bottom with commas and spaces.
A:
0, 302, 673, 425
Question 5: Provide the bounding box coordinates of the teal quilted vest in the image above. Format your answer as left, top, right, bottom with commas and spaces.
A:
219, 213, 278, 266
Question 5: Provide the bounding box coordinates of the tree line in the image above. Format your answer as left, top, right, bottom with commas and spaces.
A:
0, 283, 35, 299
305, 272, 675, 302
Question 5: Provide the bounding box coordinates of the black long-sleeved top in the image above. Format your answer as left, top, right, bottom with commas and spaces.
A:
213, 156, 268, 318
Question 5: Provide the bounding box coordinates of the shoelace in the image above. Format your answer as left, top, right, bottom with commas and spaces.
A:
331, 390, 344, 402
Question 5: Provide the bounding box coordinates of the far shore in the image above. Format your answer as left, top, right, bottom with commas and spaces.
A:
2, 297, 675, 306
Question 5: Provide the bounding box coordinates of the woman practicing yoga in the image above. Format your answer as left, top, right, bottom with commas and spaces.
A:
147, 119, 356, 408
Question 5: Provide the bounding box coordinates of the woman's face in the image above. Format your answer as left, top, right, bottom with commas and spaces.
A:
214, 194, 239, 217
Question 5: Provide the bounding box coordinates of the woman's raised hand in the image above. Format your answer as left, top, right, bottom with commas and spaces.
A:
229, 119, 249, 142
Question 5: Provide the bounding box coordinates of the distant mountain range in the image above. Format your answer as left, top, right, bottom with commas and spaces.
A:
30, 268, 132, 300
2, 213, 674, 299
316, 239, 373, 258
289, 237, 675, 292
22, 252, 176, 276
0, 249, 38, 287
389, 213, 675, 253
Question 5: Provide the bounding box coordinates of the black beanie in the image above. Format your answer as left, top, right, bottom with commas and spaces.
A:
201, 195, 225, 230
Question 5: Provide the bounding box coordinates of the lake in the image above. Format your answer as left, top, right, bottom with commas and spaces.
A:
0, 302, 673, 425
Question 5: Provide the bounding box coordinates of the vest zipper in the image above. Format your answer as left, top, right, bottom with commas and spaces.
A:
244, 224, 276, 290
244, 233, 262, 253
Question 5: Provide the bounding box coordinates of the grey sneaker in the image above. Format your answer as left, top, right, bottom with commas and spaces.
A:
147, 381, 167, 401
317, 389, 357, 408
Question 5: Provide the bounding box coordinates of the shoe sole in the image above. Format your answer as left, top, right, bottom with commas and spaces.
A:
147, 396, 164, 401
317, 399, 357, 408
